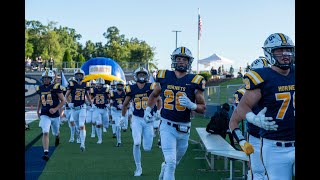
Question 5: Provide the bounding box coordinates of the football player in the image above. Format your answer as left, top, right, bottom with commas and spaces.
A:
109, 80, 117, 138
64, 77, 78, 143
144, 46, 206, 180
231, 57, 270, 180
229, 33, 295, 179
121, 67, 162, 176
109, 80, 126, 147
65, 69, 93, 151
36, 69, 66, 161
90, 77, 110, 144
86, 79, 97, 138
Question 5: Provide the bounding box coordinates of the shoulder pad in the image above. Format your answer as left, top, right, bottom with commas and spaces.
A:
157, 70, 166, 78
125, 85, 131, 93
150, 82, 156, 90
244, 70, 264, 85
53, 83, 60, 89
191, 75, 204, 84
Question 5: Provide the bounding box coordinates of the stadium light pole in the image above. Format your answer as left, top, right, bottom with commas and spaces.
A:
172, 30, 181, 48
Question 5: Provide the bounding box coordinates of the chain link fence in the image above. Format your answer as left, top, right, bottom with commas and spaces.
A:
203, 84, 243, 118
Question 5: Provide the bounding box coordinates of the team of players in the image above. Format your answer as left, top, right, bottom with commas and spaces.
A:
35, 32, 294, 179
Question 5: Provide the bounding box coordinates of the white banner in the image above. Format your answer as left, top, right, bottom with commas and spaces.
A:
89, 65, 112, 75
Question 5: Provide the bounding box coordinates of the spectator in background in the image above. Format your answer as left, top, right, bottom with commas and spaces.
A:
229, 65, 234, 77
245, 62, 250, 72
25, 57, 32, 71
210, 66, 217, 75
49, 57, 55, 70
218, 66, 222, 75
37, 56, 43, 71
221, 65, 225, 74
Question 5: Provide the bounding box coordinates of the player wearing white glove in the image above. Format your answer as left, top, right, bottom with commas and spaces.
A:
246, 107, 278, 131
178, 94, 197, 110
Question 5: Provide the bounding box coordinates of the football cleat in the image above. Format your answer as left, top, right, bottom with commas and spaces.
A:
91, 133, 95, 138
42, 154, 50, 161
134, 167, 142, 176
97, 140, 102, 144
116, 143, 121, 147
103, 127, 107, 132
80, 145, 85, 152
123, 129, 127, 132
25, 124, 30, 130
69, 138, 74, 143
112, 133, 116, 138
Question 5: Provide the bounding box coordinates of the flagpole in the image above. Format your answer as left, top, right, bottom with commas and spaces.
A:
197, 8, 201, 74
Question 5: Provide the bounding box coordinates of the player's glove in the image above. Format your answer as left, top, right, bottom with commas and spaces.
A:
232, 128, 254, 155
246, 107, 278, 131
239, 140, 254, 155
68, 103, 74, 109
179, 94, 197, 110
154, 109, 161, 121
120, 116, 125, 127
144, 106, 153, 123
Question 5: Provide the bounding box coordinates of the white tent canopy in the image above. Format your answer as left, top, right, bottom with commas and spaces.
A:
198, 53, 234, 68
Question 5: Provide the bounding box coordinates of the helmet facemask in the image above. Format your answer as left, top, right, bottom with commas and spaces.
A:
170, 47, 194, 72
136, 72, 148, 83
171, 56, 192, 72
116, 82, 124, 91
75, 73, 84, 82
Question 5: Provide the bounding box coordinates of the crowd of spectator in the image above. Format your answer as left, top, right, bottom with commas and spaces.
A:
25, 56, 55, 72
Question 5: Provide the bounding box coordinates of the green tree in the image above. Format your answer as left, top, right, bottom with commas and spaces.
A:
62, 49, 73, 68
25, 29, 34, 58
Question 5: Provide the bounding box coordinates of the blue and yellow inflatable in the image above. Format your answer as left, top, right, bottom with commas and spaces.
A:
81, 57, 126, 83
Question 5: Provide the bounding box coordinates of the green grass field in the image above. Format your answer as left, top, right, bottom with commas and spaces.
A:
25, 115, 245, 180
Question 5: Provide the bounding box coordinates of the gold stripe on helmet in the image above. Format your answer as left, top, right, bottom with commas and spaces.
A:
278, 33, 287, 44
181, 47, 185, 54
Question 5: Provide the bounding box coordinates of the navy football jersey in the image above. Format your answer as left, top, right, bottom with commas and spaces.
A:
110, 90, 126, 110
36, 83, 63, 117
243, 66, 295, 141
67, 81, 90, 107
125, 82, 156, 117
90, 87, 110, 108
156, 70, 205, 123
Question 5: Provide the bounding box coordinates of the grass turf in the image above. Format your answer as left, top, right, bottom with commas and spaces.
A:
25, 116, 245, 180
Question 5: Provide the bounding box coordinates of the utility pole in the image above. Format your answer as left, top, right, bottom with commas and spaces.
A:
172, 30, 181, 48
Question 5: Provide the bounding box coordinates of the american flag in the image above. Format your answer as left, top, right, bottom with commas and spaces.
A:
198, 14, 202, 40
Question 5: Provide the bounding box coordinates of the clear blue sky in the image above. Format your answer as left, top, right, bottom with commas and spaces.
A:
25, 0, 295, 72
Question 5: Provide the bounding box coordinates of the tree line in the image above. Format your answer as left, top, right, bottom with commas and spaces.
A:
25, 20, 158, 69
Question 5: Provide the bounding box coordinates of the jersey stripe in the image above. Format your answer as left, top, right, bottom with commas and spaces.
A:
246, 71, 264, 85
191, 75, 203, 84
150, 82, 156, 90
237, 88, 246, 95
157, 70, 166, 78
